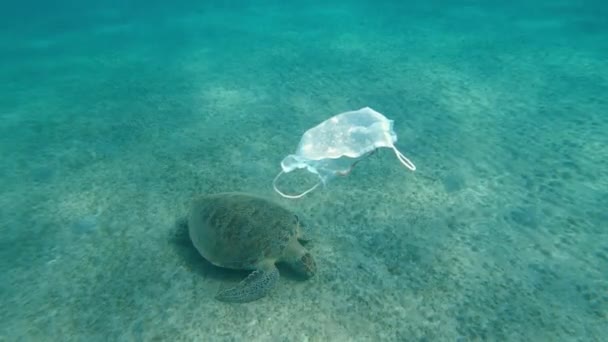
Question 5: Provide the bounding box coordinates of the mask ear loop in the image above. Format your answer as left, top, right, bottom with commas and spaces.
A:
392, 146, 416, 171
273, 170, 321, 199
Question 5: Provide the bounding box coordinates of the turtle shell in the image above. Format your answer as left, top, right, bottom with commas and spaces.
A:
188, 192, 299, 270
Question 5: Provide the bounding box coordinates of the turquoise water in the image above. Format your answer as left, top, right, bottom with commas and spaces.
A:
1, 1, 606, 340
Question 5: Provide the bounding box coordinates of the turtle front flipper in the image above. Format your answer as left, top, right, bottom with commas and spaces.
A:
215, 263, 280, 303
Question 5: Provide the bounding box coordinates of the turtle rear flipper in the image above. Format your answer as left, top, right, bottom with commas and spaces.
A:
215, 264, 280, 303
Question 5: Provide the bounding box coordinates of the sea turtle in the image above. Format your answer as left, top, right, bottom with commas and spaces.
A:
187, 192, 316, 303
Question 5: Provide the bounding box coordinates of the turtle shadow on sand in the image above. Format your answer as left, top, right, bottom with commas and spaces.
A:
168, 215, 312, 286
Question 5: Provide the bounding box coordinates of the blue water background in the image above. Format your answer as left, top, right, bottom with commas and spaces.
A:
1, 1, 606, 340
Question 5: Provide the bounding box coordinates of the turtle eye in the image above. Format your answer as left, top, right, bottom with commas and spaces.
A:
294, 214, 305, 228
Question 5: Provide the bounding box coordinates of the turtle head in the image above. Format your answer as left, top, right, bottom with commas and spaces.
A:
293, 214, 312, 244
291, 251, 316, 279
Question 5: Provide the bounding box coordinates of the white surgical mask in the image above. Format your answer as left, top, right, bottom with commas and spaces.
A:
273, 107, 416, 198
